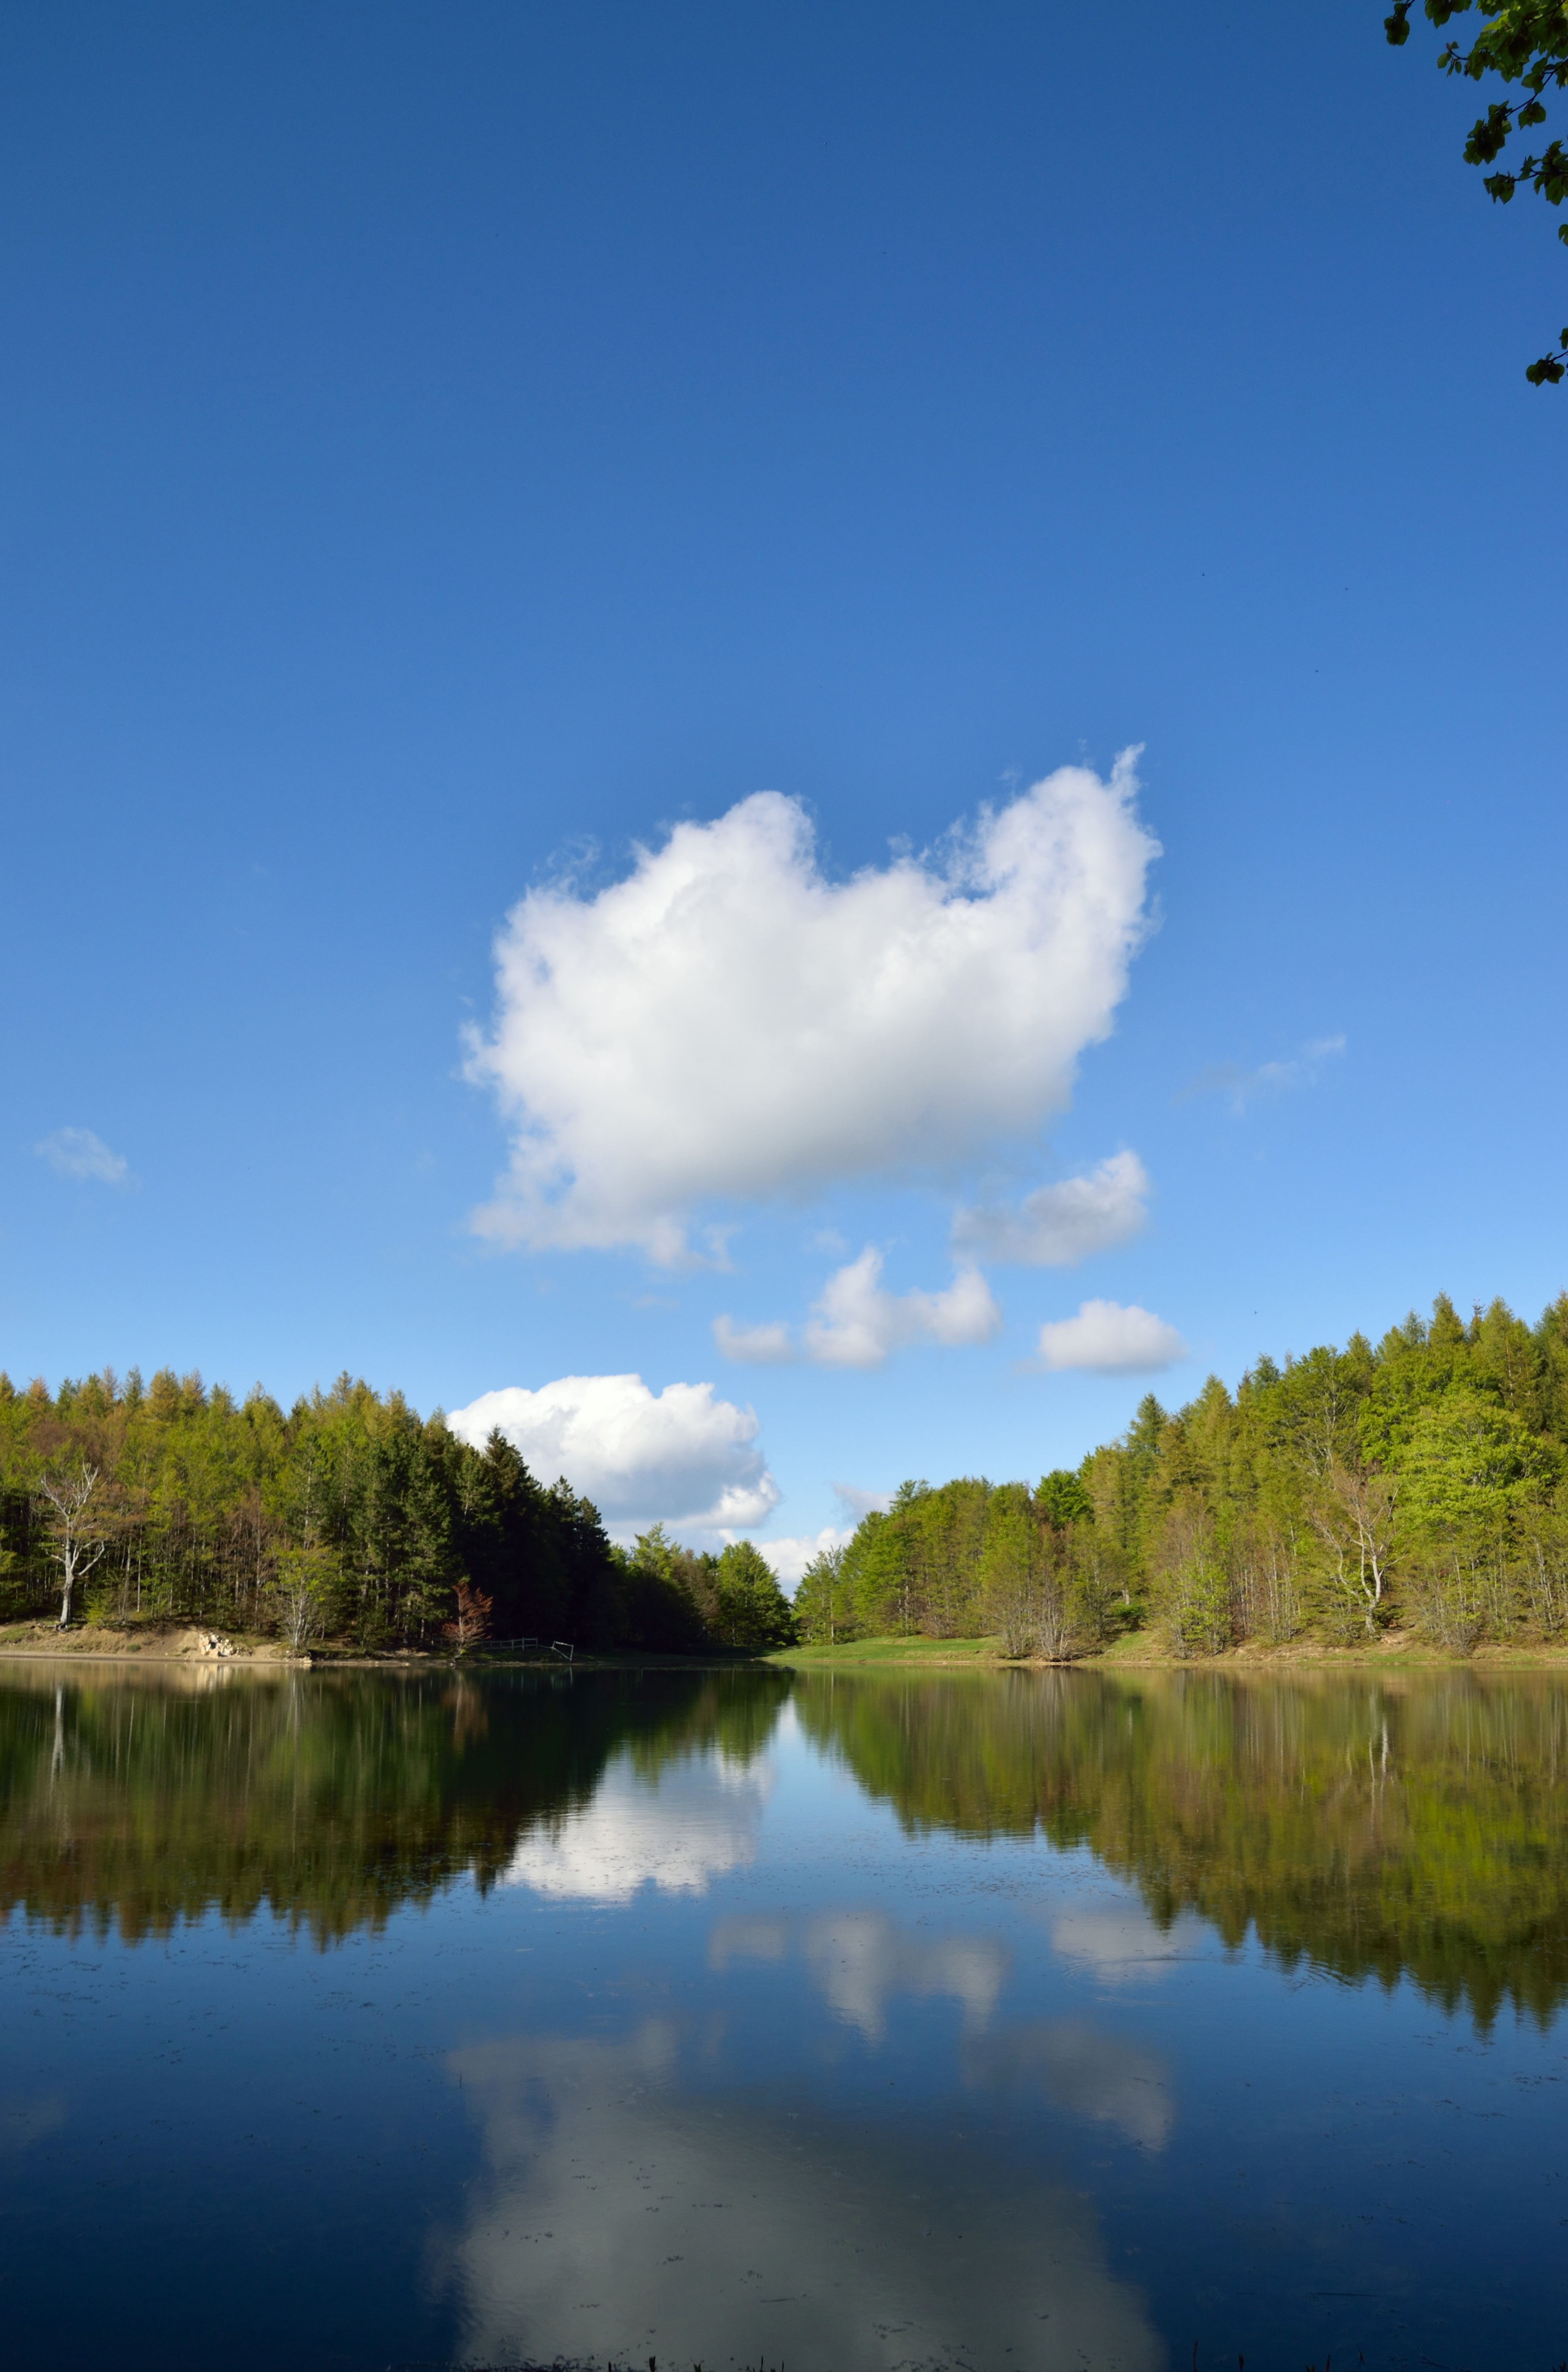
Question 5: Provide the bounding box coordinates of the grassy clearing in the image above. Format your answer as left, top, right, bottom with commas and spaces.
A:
768, 1633, 1003, 1666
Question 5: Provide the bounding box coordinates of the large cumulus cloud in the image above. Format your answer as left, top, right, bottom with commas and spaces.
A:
465, 753, 1157, 1261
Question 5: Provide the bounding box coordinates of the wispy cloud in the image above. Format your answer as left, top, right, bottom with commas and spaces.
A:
833, 1481, 891, 1520
953, 1150, 1149, 1265
35, 1127, 128, 1185
712, 1316, 796, 1365
716, 1251, 1001, 1371
1186, 1034, 1345, 1116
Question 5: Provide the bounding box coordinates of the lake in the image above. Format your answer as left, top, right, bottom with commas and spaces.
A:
2, 1658, 1566, 2372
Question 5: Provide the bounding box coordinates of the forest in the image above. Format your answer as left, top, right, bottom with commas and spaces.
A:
0, 1369, 794, 1655
8, 1288, 1568, 1664
794, 1292, 1568, 1656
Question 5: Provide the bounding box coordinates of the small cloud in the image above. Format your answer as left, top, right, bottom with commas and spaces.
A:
804, 1250, 1001, 1369
751, 1526, 855, 1586
1186, 1034, 1345, 1116
807, 1227, 848, 1256
1036, 1299, 1186, 1374
953, 1151, 1149, 1266
712, 1315, 796, 1365
35, 1128, 128, 1185
716, 1251, 1002, 1371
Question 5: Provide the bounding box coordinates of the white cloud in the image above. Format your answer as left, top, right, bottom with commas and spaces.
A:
446, 1372, 780, 1534
718, 1249, 1001, 1370
807, 1249, 1001, 1367
1189, 1032, 1346, 1115
953, 1150, 1149, 1265
466, 753, 1158, 1261
751, 1526, 854, 1587
35, 1128, 127, 1185
1036, 1299, 1186, 1374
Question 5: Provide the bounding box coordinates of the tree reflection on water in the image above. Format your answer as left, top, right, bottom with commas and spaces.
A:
3, 1659, 1567, 2030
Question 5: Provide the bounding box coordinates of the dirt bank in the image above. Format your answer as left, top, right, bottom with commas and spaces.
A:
0, 1620, 309, 1663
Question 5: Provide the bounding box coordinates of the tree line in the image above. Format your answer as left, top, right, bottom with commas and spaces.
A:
794, 1292, 1568, 1656
0, 1367, 794, 1655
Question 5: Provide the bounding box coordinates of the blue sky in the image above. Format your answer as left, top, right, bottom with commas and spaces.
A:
4, 2, 1564, 1565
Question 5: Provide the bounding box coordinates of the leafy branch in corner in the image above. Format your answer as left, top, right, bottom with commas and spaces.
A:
1386, 0, 1568, 381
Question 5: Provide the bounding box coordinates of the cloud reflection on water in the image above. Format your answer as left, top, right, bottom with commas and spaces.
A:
712, 1908, 1007, 2041
708, 1905, 1172, 2144
445, 2020, 1163, 2372
964, 2020, 1173, 2150
499, 1749, 772, 1903
1049, 1897, 1209, 1982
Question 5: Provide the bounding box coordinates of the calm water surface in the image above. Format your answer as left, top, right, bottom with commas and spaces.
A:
2, 1660, 1566, 2372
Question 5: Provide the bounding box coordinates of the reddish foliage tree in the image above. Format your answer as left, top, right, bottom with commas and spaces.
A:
442, 1579, 493, 1652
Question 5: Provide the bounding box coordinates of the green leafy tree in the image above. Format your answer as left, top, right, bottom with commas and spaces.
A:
1386, 0, 1568, 381
713, 1539, 796, 1650
980, 1486, 1054, 1656
793, 1540, 854, 1645
1036, 1468, 1093, 1527
267, 1544, 337, 1650
1149, 1496, 1232, 1656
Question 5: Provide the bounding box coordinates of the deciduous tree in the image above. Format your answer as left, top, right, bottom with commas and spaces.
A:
1386, 0, 1568, 380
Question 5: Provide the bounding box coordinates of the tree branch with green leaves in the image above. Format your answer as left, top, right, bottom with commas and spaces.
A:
1386, 0, 1568, 382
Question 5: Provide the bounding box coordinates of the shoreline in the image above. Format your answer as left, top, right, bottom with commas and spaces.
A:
5, 1621, 1568, 1674
0, 1623, 771, 1673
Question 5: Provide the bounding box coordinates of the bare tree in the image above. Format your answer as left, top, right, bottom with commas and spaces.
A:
1232, 1515, 1302, 1645
1521, 1515, 1568, 1638
37, 1462, 111, 1627
1307, 1461, 1398, 1637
